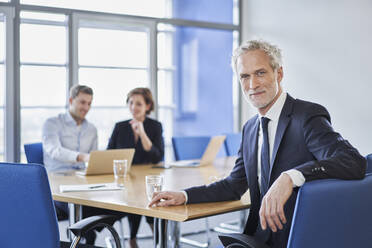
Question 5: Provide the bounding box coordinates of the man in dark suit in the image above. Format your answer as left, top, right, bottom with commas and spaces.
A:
149, 40, 366, 248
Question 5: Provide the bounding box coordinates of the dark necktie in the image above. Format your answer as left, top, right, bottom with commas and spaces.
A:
260, 117, 270, 196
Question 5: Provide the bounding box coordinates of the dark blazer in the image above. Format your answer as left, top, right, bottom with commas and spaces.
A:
107, 117, 164, 164
186, 94, 366, 248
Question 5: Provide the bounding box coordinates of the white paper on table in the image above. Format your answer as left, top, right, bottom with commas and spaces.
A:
59, 183, 122, 193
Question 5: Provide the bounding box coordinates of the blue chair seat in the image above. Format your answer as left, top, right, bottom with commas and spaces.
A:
219, 174, 372, 248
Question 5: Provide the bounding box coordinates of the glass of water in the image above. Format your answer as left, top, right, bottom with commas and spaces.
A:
145, 175, 164, 201
113, 160, 128, 187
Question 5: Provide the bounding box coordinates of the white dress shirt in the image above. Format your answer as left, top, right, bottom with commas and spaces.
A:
42, 112, 98, 172
258, 92, 305, 189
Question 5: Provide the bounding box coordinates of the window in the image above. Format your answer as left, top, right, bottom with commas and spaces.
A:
2, 1, 240, 162
20, 12, 68, 161
172, 0, 238, 24
75, 15, 151, 149
169, 25, 238, 136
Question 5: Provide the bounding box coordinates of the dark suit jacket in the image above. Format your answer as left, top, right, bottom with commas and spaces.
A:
186, 94, 366, 248
107, 117, 164, 164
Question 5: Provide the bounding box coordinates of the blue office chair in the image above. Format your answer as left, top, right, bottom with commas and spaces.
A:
224, 133, 242, 156
24, 142, 44, 164
366, 154, 372, 174
0, 162, 121, 248
219, 174, 372, 248
172, 135, 226, 161
172, 136, 211, 160
24, 142, 70, 221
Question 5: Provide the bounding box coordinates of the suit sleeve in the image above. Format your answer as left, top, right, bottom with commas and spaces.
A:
186, 126, 248, 203
107, 124, 118, 149
295, 105, 366, 181
145, 122, 164, 163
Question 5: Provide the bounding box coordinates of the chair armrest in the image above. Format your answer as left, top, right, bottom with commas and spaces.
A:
218, 233, 270, 248
68, 215, 119, 237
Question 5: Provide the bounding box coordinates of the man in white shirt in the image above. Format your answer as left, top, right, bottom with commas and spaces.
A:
42, 84, 97, 172
42, 85, 99, 243
149, 40, 366, 248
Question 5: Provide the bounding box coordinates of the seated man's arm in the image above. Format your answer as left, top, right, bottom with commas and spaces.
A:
259, 104, 366, 233
296, 104, 366, 180
149, 143, 248, 207
42, 119, 84, 163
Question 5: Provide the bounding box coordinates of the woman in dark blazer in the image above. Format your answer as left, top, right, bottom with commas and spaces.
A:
107, 87, 164, 248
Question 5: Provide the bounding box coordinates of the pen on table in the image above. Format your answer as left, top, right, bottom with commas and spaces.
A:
89, 185, 106, 189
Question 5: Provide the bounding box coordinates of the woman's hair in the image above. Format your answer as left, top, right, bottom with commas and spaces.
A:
126, 87, 155, 115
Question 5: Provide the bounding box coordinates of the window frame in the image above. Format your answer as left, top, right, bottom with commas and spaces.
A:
0, 6, 15, 161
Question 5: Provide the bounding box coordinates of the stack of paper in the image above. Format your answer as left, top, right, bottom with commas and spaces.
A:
60, 183, 122, 192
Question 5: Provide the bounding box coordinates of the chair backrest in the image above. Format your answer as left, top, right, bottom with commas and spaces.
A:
366, 154, 372, 174
0, 163, 60, 248
24, 142, 44, 164
224, 133, 242, 156
172, 136, 211, 161
287, 174, 372, 248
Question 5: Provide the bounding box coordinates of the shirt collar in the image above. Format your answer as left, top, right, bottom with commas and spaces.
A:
259, 91, 287, 122
65, 111, 87, 127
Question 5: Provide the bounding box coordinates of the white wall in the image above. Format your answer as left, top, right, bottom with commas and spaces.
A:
241, 0, 372, 155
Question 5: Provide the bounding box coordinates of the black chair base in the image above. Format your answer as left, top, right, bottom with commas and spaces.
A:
218, 233, 270, 248
60, 241, 104, 248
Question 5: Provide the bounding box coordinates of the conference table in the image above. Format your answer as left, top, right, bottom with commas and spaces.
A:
48, 156, 251, 248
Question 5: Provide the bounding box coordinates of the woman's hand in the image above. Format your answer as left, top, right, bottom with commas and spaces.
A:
130, 119, 153, 151
130, 119, 145, 136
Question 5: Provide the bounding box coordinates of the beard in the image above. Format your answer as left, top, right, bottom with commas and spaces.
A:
242, 80, 279, 111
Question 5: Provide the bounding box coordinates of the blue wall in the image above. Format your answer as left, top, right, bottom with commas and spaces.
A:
173, 0, 234, 24
173, 0, 234, 136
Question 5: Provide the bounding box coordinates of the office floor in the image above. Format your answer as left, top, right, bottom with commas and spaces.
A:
59, 210, 245, 248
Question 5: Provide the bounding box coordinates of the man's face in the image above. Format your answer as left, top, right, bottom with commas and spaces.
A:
69, 93, 93, 122
237, 49, 283, 115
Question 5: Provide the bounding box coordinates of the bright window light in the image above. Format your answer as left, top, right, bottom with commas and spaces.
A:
79, 28, 148, 68
20, 24, 67, 64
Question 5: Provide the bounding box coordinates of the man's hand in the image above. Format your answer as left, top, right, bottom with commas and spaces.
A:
259, 173, 293, 232
77, 153, 89, 162
148, 191, 186, 207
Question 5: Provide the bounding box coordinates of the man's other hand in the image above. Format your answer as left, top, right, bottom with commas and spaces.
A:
148, 191, 186, 207
77, 153, 89, 162
259, 173, 293, 232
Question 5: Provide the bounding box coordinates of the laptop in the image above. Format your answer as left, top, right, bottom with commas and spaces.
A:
76, 149, 135, 176
168, 135, 226, 168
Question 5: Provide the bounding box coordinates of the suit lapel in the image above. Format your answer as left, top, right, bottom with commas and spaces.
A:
269, 95, 295, 178
245, 116, 260, 193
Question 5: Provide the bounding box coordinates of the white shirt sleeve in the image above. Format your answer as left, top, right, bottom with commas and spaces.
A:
181, 190, 188, 203
283, 169, 305, 187
90, 126, 98, 151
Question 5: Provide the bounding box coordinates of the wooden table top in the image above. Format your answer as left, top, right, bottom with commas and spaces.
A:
49, 156, 251, 222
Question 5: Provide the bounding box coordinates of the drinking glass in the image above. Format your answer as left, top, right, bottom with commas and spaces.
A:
113, 160, 128, 187
145, 175, 164, 201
